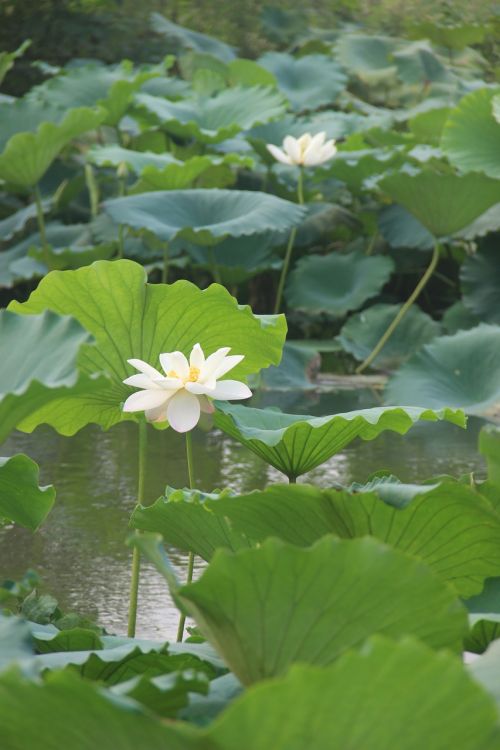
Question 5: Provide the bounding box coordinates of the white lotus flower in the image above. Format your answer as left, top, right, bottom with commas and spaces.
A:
122, 343, 252, 433
266, 131, 337, 167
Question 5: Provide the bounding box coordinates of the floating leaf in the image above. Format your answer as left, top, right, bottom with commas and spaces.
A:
461, 246, 500, 324
0, 454, 55, 530
0, 310, 104, 443
0, 107, 105, 187
135, 86, 285, 143
379, 171, 500, 238
9, 260, 286, 435
105, 190, 305, 245
285, 249, 394, 317
166, 536, 468, 684
205, 481, 500, 597
214, 402, 465, 480
441, 88, 500, 179
337, 303, 440, 370
386, 324, 500, 415
257, 52, 347, 111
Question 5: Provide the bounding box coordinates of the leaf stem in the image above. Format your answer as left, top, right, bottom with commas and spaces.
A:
34, 184, 51, 269
162, 243, 170, 284
176, 430, 196, 642
273, 167, 304, 315
127, 420, 147, 637
355, 242, 441, 374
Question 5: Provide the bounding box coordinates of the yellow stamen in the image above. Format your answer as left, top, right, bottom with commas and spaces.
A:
167, 370, 178, 378
188, 366, 200, 382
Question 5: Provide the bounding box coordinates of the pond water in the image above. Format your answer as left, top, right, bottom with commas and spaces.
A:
0, 388, 486, 640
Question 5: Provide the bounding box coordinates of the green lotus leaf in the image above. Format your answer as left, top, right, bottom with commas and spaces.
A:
87, 146, 180, 174
337, 303, 440, 370
0, 454, 55, 531
0, 617, 33, 672
227, 59, 277, 87
0, 201, 48, 245
386, 324, 500, 415
0, 106, 105, 187
135, 86, 285, 144
257, 52, 346, 111
151, 13, 236, 61
318, 148, 406, 192
130, 154, 254, 193
109, 669, 210, 718
0, 41, 30, 87
378, 204, 435, 250
0, 309, 105, 443
131, 487, 249, 562
0, 668, 191, 750
211, 638, 498, 750
442, 301, 480, 334
8, 260, 286, 435
105, 190, 305, 246
479, 424, 500, 488
213, 402, 465, 480
409, 107, 451, 145
285, 249, 394, 317
31, 63, 159, 127
337, 34, 396, 74
393, 41, 449, 85
0, 98, 66, 153
408, 21, 491, 50
186, 233, 280, 285
148, 535, 467, 684
441, 88, 500, 179
205, 481, 500, 597
380, 170, 500, 238
461, 246, 500, 324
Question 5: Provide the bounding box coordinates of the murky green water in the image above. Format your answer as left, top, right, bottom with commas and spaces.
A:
0, 389, 486, 639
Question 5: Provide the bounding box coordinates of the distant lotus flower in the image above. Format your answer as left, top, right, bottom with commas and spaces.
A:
266, 131, 337, 167
123, 343, 252, 433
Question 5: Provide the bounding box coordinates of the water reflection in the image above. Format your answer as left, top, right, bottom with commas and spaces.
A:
0, 389, 486, 639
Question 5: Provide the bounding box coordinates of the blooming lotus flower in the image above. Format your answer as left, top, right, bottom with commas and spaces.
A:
266, 131, 336, 167
122, 343, 252, 433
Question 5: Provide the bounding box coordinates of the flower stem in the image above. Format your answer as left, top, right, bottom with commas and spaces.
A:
176, 430, 196, 642
34, 184, 51, 269
273, 167, 304, 315
355, 242, 441, 375
162, 243, 170, 284
209, 246, 222, 285
127, 420, 147, 638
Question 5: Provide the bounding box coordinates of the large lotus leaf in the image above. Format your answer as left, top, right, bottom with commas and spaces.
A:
8, 260, 286, 435
386, 324, 500, 415
213, 401, 465, 480
0, 310, 105, 443
393, 41, 449, 85
105, 190, 305, 246
146, 535, 467, 684
0, 107, 105, 187
209, 638, 499, 750
409, 107, 451, 145
206, 482, 500, 597
257, 52, 346, 111
461, 246, 500, 324
318, 148, 406, 193
336, 34, 395, 73
0, 454, 55, 531
0, 98, 65, 152
151, 13, 235, 61
409, 21, 491, 50
0, 201, 48, 245
378, 204, 434, 250
379, 171, 500, 238
186, 233, 280, 285
227, 59, 277, 88
284, 249, 394, 317
130, 154, 254, 193
131, 487, 250, 561
337, 303, 440, 370
31, 64, 158, 127
441, 88, 500, 180
135, 86, 285, 144
0, 668, 191, 750
87, 146, 180, 174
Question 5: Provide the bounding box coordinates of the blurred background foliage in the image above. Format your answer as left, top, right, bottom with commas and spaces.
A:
1, 0, 498, 94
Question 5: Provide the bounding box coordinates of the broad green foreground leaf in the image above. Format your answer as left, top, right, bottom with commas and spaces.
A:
337, 303, 440, 369
9, 260, 286, 434
379, 171, 500, 238
441, 88, 500, 179
135, 86, 285, 143
143, 535, 467, 684
1, 637, 498, 750
200, 482, 500, 597
386, 324, 500, 415
285, 249, 394, 317
0, 310, 104, 443
0, 455, 55, 530
213, 402, 465, 480
105, 190, 305, 245
258, 52, 346, 111
0, 107, 105, 187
